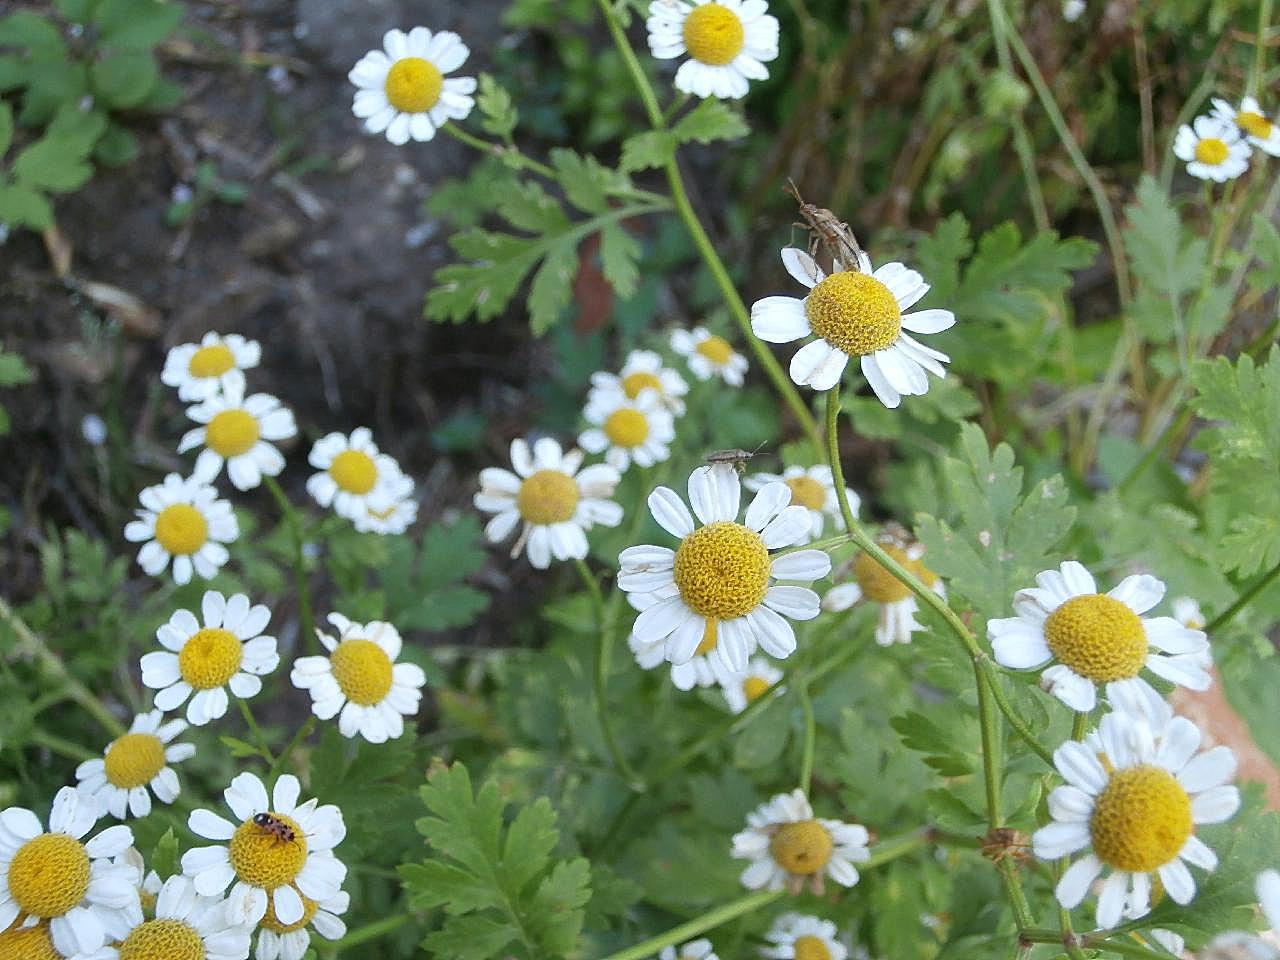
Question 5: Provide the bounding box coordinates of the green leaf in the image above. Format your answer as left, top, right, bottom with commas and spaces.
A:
1248, 213, 1280, 294
372, 517, 489, 633
0, 102, 12, 157
420, 914, 517, 960
599, 222, 640, 300
549, 148, 633, 215
94, 124, 139, 166
525, 858, 591, 954
0, 12, 67, 55
150, 827, 179, 879
527, 240, 579, 334
14, 136, 94, 192
671, 98, 749, 145
1123, 174, 1207, 345
619, 129, 676, 173
475, 73, 517, 140
91, 51, 159, 108
218, 735, 265, 759
94, 0, 183, 48
0, 183, 54, 229
53, 0, 92, 22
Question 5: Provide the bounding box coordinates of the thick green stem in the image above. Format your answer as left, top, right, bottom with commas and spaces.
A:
444, 122, 557, 177
263, 476, 316, 652
1020, 927, 1169, 960
30, 728, 99, 762
1206, 558, 1280, 634
329, 912, 412, 952
597, 890, 785, 960
797, 681, 816, 793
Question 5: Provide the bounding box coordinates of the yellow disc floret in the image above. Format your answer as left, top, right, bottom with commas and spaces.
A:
794, 935, 833, 960
695, 335, 734, 366
330, 638, 394, 706
853, 545, 915, 603
682, 3, 745, 66
229, 814, 307, 889
329, 450, 378, 495
188, 344, 235, 378
769, 820, 834, 876
622, 371, 663, 399
104, 733, 167, 789
517, 470, 580, 525
154, 504, 209, 556
117, 919, 205, 960
673, 521, 770, 620
8, 834, 91, 918
384, 56, 443, 113
0, 922, 59, 960
1237, 111, 1274, 140
743, 674, 771, 702
805, 271, 902, 357
260, 892, 319, 934
1090, 764, 1193, 872
785, 475, 827, 511
1194, 137, 1229, 165
205, 409, 260, 458
178, 628, 243, 690
1043, 594, 1146, 682
603, 408, 650, 448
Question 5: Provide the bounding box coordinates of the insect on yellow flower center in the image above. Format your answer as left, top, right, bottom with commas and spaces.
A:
604, 408, 650, 448
0, 922, 59, 960
104, 733, 167, 789
229, 813, 308, 889
806, 271, 902, 356
794, 935, 833, 960
853, 544, 923, 603
1090, 764, 1193, 872
1043, 593, 1146, 682
673, 521, 770, 620
622, 371, 663, 399
785, 475, 827, 511
154, 504, 209, 556
178, 627, 243, 690
329, 449, 378, 495
187, 344, 235, 378
1194, 137, 1230, 166
330, 638, 394, 705
769, 820, 834, 876
743, 674, 771, 702
1237, 111, 1273, 140
682, 3, 746, 66
384, 56, 444, 113
695, 335, 734, 366
8, 834, 91, 918
695, 619, 719, 657
117, 918, 205, 960
517, 470, 580, 525
205, 409, 260, 458
260, 891, 319, 934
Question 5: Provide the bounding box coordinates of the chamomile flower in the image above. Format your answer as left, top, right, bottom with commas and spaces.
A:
987, 561, 1212, 713
821, 533, 943, 646
253, 888, 348, 960
0, 787, 138, 956
1212, 96, 1280, 156
74, 711, 195, 820
124, 474, 238, 585
307, 428, 405, 523
646, 0, 779, 100
720, 655, 783, 713
183, 772, 346, 927
290, 614, 425, 743
1259, 869, 1280, 929
619, 465, 830, 674
1173, 115, 1251, 182
732, 789, 869, 895
161, 332, 261, 403
744, 465, 858, 544
578, 390, 676, 473
751, 247, 954, 408
1201, 933, 1280, 960
0, 921, 61, 959
352, 474, 417, 535
670, 327, 748, 385
588, 349, 688, 416
141, 591, 280, 726
659, 939, 718, 960
475, 438, 622, 569
348, 27, 476, 145
1172, 596, 1206, 631
763, 913, 849, 960
179, 386, 297, 491
627, 589, 735, 691
79, 875, 250, 960
1033, 707, 1240, 927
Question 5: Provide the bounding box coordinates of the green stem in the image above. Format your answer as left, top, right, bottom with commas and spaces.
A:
330, 912, 412, 951
999, 858, 1035, 931
1253, 0, 1274, 97
30, 728, 99, 762
269, 717, 316, 780
1117, 406, 1193, 494
1205, 557, 1280, 634
985, 0, 1049, 232
975, 667, 1003, 820
596, 891, 784, 960
235, 697, 275, 764
864, 827, 932, 869
444, 123, 557, 178
797, 680, 816, 794
263, 476, 316, 652
1020, 928, 1168, 960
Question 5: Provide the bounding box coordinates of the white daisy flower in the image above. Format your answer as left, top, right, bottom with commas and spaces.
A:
0, 787, 138, 956
646, 0, 779, 100
719, 655, 784, 713
659, 938, 718, 960
74, 711, 195, 820
474, 437, 623, 569
731, 788, 869, 895
1172, 596, 1206, 631
626, 588, 737, 691
290, 613, 426, 744
179, 385, 297, 491
1200, 933, 1280, 960
588, 349, 689, 416
579, 389, 676, 473
182, 772, 346, 927
1172, 115, 1251, 182
113, 847, 160, 911
254, 887, 349, 960
987, 561, 1212, 713
123, 473, 238, 585
821, 534, 943, 646
140, 591, 280, 726
1212, 96, 1280, 156
750, 247, 955, 408
1259, 869, 1280, 930
306, 428, 405, 523
78, 875, 250, 960
744, 464, 858, 545
352, 474, 417, 535
348, 27, 476, 145
1061, 0, 1086, 21
670, 327, 748, 385
619, 465, 830, 674
161, 332, 261, 403
763, 913, 849, 960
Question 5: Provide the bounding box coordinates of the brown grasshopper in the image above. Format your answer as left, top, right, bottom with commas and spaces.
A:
785, 179, 867, 275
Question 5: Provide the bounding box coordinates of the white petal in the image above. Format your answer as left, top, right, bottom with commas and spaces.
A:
1054, 853, 1102, 908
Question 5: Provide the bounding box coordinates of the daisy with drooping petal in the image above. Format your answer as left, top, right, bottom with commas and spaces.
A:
1172, 115, 1251, 182
79, 874, 250, 960
670, 327, 748, 385
744, 465, 858, 545
124, 474, 238, 585
588, 349, 689, 416
987, 561, 1212, 713
579, 390, 676, 473
161, 332, 261, 403
1033, 707, 1240, 927
253, 887, 348, 960
659, 939, 718, 960
1212, 96, 1280, 156
291, 613, 425, 744
0, 787, 138, 956
720, 655, 783, 713
179, 385, 297, 491
140, 591, 280, 726
74, 711, 195, 820
646, 0, 779, 100
763, 913, 849, 960
619, 465, 830, 675
307, 428, 405, 523
183, 772, 346, 927
751, 247, 955, 408
732, 789, 869, 895
474, 438, 623, 569
822, 531, 943, 646
349, 27, 476, 145
353, 473, 418, 535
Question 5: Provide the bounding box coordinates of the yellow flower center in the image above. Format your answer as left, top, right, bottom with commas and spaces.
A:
1090, 764, 1193, 872
785, 475, 827, 511
1194, 137, 1230, 166
695, 335, 734, 366
621, 371, 663, 399
695, 619, 719, 657
853, 544, 917, 603
673, 521, 770, 620
1043, 594, 1147, 683
1237, 111, 1273, 140
229, 814, 308, 889
743, 674, 771, 702
806, 271, 902, 357
329, 449, 378, 495
769, 819, 834, 876
118, 919, 205, 960
205, 409, 260, 458
0, 923, 59, 960
330, 638, 394, 706
682, 3, 745, 66
603, 408, 650, 448
104, 733, 167, 789
794, 935, 833, 960
260, 891, 319, 933
384, 56, 443, 113
187, 344, 235, 378
178, 627, 243, 690
516, 470, 580, 525
154, 504, 209, 556
8, 834, 91, 918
